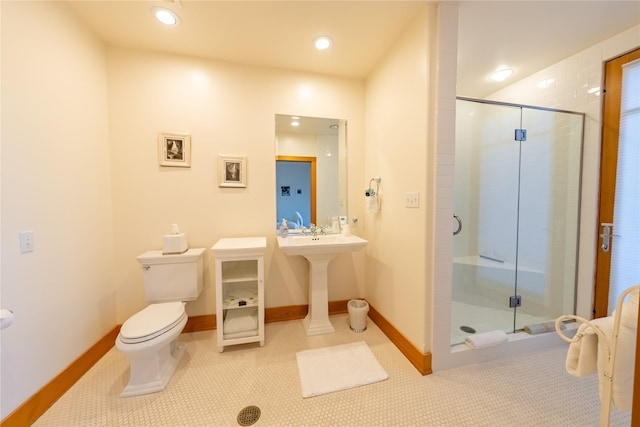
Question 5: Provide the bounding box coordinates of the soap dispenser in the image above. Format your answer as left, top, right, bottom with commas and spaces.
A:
279, 218, 289, 237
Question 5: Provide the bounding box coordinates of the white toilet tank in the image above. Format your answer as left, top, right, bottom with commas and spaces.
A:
136, 248, 205, 303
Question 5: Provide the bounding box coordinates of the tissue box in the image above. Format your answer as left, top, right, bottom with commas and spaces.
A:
163, 233, 188, 254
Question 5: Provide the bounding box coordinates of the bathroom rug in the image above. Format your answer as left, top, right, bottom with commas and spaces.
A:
295, 341, 388, 398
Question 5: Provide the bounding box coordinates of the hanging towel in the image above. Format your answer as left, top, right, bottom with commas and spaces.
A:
366, 195, 379, 214
561, 287, 638, 411
608, 297, 638, 411
619, 289, 639, 328
565, 316, 612, 377
464, 330, 508, 349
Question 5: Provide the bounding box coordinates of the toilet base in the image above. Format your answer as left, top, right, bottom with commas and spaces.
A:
120, 339, 186, 398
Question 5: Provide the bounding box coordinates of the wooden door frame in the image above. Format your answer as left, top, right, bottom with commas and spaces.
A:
592, 47, 640, 425
593, 48, 640, 318
276, 155, 317, 225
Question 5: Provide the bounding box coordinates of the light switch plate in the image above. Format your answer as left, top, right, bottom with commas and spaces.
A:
19, 231, 34, 253
405, 192, 419, 208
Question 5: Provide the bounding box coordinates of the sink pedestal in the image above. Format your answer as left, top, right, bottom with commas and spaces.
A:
276, 234, 368, 336
301, 253, 336, 335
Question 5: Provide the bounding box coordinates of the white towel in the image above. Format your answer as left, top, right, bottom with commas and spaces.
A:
564, 312, 636, 411
609, 320, 636, 411
619, 290, 639, 328
366, 195, 379, 214
565, 316, 612, 377
609, 296, 638, 411
464, 330, 508, 349
560, 285, 638, 412
223, 309, 258, 334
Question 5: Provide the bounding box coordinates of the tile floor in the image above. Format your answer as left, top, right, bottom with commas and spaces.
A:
35, 314, 630, 426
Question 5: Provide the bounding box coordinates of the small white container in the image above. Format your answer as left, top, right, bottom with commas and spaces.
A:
163, 233, 188, 254
348, 299, 369, 332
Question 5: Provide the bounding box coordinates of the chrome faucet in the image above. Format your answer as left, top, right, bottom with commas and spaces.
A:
308, 223, 318, 236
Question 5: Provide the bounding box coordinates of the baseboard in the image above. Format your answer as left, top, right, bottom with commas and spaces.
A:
1, 326, 121, 427
2, 299, 430, 426
367, 304, 432, 375
182, 313, 216, 333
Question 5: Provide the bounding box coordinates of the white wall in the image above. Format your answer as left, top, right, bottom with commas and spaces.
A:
0, 1, 368, 418
364, 5, 435, 353
1, 2, 115, 418
107, 48, 367, 322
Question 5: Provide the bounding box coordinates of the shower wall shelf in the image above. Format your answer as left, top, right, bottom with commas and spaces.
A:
212, 237, 266, 352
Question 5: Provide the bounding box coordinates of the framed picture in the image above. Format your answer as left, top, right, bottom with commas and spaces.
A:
158, 132, 191, 167
218, 155, 247, 188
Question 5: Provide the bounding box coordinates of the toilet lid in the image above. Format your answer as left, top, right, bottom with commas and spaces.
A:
120, 302, 186, 344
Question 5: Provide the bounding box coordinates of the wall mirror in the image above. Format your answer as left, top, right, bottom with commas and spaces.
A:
275, 114, 347, 233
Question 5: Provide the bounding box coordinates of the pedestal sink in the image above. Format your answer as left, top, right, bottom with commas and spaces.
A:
277, 234, 368, 335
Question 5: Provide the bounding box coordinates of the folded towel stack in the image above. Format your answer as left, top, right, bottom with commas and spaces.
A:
223, 309, 258, 339
464, 330, 508, 349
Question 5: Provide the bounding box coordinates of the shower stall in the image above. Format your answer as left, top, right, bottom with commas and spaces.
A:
451, 97, 584, 345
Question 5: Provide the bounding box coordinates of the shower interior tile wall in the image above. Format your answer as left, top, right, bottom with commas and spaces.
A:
488, 24, 640, 319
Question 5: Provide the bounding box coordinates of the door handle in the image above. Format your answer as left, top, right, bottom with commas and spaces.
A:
599, 222, 619, 253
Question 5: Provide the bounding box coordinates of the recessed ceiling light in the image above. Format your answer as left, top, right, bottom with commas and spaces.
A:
291, 121, 300, 127
152, 7, 181, 26
314, 36, 333, 51
490, 68, 514, 82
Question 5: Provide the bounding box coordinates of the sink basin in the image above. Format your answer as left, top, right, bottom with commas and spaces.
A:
277, 234, 368, 256
293, 235, 342, 244
277, 233, 368, 336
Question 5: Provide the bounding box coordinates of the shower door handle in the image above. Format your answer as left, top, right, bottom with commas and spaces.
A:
453, 214, 462, 236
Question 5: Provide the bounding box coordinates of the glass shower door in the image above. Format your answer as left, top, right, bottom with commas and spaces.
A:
515, 108, 582, 330
453, 99, 583, 345
452, 100, 521, 344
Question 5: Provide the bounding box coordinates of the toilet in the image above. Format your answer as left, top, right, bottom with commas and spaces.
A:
116, 247, 205, 397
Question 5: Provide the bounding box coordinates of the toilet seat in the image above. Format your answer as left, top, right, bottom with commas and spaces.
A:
120, 302, 186, 344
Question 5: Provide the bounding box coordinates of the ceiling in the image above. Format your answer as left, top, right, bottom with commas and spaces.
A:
275, 114, 340, 136
67, 1, 640, 98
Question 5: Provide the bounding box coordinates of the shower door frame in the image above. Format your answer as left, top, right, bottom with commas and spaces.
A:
452, 97, 585, 345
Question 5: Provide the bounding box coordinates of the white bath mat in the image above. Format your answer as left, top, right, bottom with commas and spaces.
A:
296, 341, 388, 398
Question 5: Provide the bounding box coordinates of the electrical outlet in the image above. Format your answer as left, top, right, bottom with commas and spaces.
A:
405, 192, 420, 208
19, 231, 34, 253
